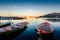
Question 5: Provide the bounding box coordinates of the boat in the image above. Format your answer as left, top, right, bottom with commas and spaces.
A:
0, 22, 28, 40
0, 21, 11, 28
35, 22, 53, 40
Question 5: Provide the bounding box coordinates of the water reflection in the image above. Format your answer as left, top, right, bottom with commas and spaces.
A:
0, 18, 60, 40
44, 18, 60, 22
37, 33, 53, 40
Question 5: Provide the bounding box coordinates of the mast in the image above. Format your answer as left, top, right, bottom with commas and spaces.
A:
8, 8, 11, 24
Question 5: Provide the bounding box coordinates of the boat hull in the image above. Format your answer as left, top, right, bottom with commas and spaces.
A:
0, 26, 27, 40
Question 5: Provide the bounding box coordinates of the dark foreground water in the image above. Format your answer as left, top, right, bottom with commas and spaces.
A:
0, 18, 60, 40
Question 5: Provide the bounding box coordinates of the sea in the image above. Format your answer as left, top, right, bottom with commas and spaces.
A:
0, 18, 60, 40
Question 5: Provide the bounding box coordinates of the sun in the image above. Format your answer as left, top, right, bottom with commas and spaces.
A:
26, 16, 30, 19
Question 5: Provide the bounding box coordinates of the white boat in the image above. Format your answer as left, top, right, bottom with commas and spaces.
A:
36, 22, 53, 40
0, 22, 28, 40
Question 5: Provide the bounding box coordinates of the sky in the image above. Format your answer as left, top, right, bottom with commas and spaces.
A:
0, 0, 60, 16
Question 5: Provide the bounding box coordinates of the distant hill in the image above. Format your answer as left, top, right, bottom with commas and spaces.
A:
0, 16, 25, 20
39, 13, 60, 18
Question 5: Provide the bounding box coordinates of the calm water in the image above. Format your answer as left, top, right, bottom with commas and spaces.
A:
0, 18, 60, 40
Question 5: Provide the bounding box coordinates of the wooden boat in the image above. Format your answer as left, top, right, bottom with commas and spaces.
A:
0, 22, 28, 40
35, 22, 53, 40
